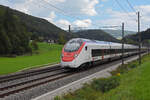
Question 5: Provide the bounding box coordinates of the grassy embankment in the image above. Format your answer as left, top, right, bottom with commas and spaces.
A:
56, 54, 150, 100
0, 42, 63, 75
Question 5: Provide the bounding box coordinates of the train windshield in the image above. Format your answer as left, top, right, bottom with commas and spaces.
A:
64, 39, 83, 52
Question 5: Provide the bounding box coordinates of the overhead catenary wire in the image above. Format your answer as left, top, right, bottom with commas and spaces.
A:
6, 0, 128, 30
126, 0, 137, 13
41, 0, 122, 29
114, 0, 136, 21
41, 0, 101, 27
38, 0, 74, 19
99, 25, 121, 28
71, 25, 121, 31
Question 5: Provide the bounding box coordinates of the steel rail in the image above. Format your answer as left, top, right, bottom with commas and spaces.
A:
0, 70, 74, 98
0, 65, 61, 83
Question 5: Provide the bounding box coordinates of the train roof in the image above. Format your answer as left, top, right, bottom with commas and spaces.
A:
75, 38, 120, 45
71, 38, 138, 48
79, 38, 115, 44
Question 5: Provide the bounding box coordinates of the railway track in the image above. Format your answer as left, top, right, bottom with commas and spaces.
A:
0, 65, 68, 98
0, 65, 61, 83
0, 60, 112, 98
0, 70, 74, 98
0, 64, 87, 98
0, 53, 146, 99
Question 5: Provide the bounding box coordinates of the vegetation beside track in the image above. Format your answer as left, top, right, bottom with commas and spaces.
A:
55, 54, 150, 100
0, 42, 62, 75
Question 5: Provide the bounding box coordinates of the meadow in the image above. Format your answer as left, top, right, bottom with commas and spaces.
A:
56, 54, 150, 100
0, 43, 63, 75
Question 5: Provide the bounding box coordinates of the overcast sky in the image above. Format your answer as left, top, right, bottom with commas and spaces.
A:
0, 0, 150, 31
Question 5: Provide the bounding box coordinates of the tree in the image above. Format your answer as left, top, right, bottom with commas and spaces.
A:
31, 40, 39, 50
0, 7, 31, 55
0, 25, 12, 55
58, 34, 66, 44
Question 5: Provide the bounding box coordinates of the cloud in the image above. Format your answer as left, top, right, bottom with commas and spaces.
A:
135, 5, 150, 30
73, 19, 92, 28
13, 1, 30, 14
80, 0, 99, 16
1, 0, 150, 31
135, 5, 150, 16
54, 19, 92, 30
45, 11, 56, 23
56, 19, 71, 30
1, 0, 99, 17
0, 0, 95, 30
8, 0, 26, 4
98, 5, 150, 31
45, 0, 66, 3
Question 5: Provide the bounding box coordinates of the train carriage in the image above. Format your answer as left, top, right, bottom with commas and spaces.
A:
60, 38, 140, 68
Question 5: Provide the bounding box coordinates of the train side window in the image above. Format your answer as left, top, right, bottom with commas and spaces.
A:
92, 49, 102, 57
85, 46, 87, 51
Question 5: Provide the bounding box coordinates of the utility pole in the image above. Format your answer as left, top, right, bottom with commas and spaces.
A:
122, 23, 124, 65
148, 40, 150, 55
149, 41, 150, 55
69, 25, 71, 33
138, 11, 141, 65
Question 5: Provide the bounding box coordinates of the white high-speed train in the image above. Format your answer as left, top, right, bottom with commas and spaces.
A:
60, 38, 144, 68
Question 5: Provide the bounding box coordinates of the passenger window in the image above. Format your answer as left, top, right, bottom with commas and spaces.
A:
85, 46, 87, 51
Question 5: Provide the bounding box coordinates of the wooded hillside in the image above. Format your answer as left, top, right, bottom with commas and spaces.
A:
73, 29, 120, 42
0, 5, 75, 41
0, 6, 31, 55
125, 28, 150, 45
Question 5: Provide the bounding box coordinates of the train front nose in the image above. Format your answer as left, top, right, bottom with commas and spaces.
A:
62, 52, 75, 62
60, 38, 83, 68
61, 52, 77, 68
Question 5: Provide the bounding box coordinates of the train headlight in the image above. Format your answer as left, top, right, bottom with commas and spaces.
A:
74, 54, 78, 58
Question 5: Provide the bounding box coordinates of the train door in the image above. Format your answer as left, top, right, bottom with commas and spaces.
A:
85, 46, 90, 61
102, 49, 104, 60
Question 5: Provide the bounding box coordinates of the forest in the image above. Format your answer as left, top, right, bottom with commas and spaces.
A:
0, 6, 31, 55
125, 28, 150, 46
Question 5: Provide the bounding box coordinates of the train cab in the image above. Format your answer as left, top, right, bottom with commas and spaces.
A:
61, 38, 86, 68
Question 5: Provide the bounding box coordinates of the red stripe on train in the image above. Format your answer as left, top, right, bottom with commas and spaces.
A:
62, 42, 86, 62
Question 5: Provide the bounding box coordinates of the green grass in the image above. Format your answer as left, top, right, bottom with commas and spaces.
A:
57, 54, 150, 100
0, 42, 63, 75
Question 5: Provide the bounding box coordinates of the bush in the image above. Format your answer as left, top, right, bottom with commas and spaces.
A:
129, 63, 137, 68
92, 76, 120, 93
58, 34, 66, 45
111, 64, 129, 76
31, 40, 39, 50
74, 84, 100, 100
54, 96, 61, 100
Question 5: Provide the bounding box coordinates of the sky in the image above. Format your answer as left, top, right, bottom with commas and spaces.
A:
0, 0, 150, 31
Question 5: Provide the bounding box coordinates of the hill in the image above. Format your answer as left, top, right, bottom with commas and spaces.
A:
126, 28, 150, 41
125, 28, 150, 45
0, 6, 31, 55
0, 5, 120, 44
103, 29, 136, 39
0, 5, 75, 42
73, 29, 120, 42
